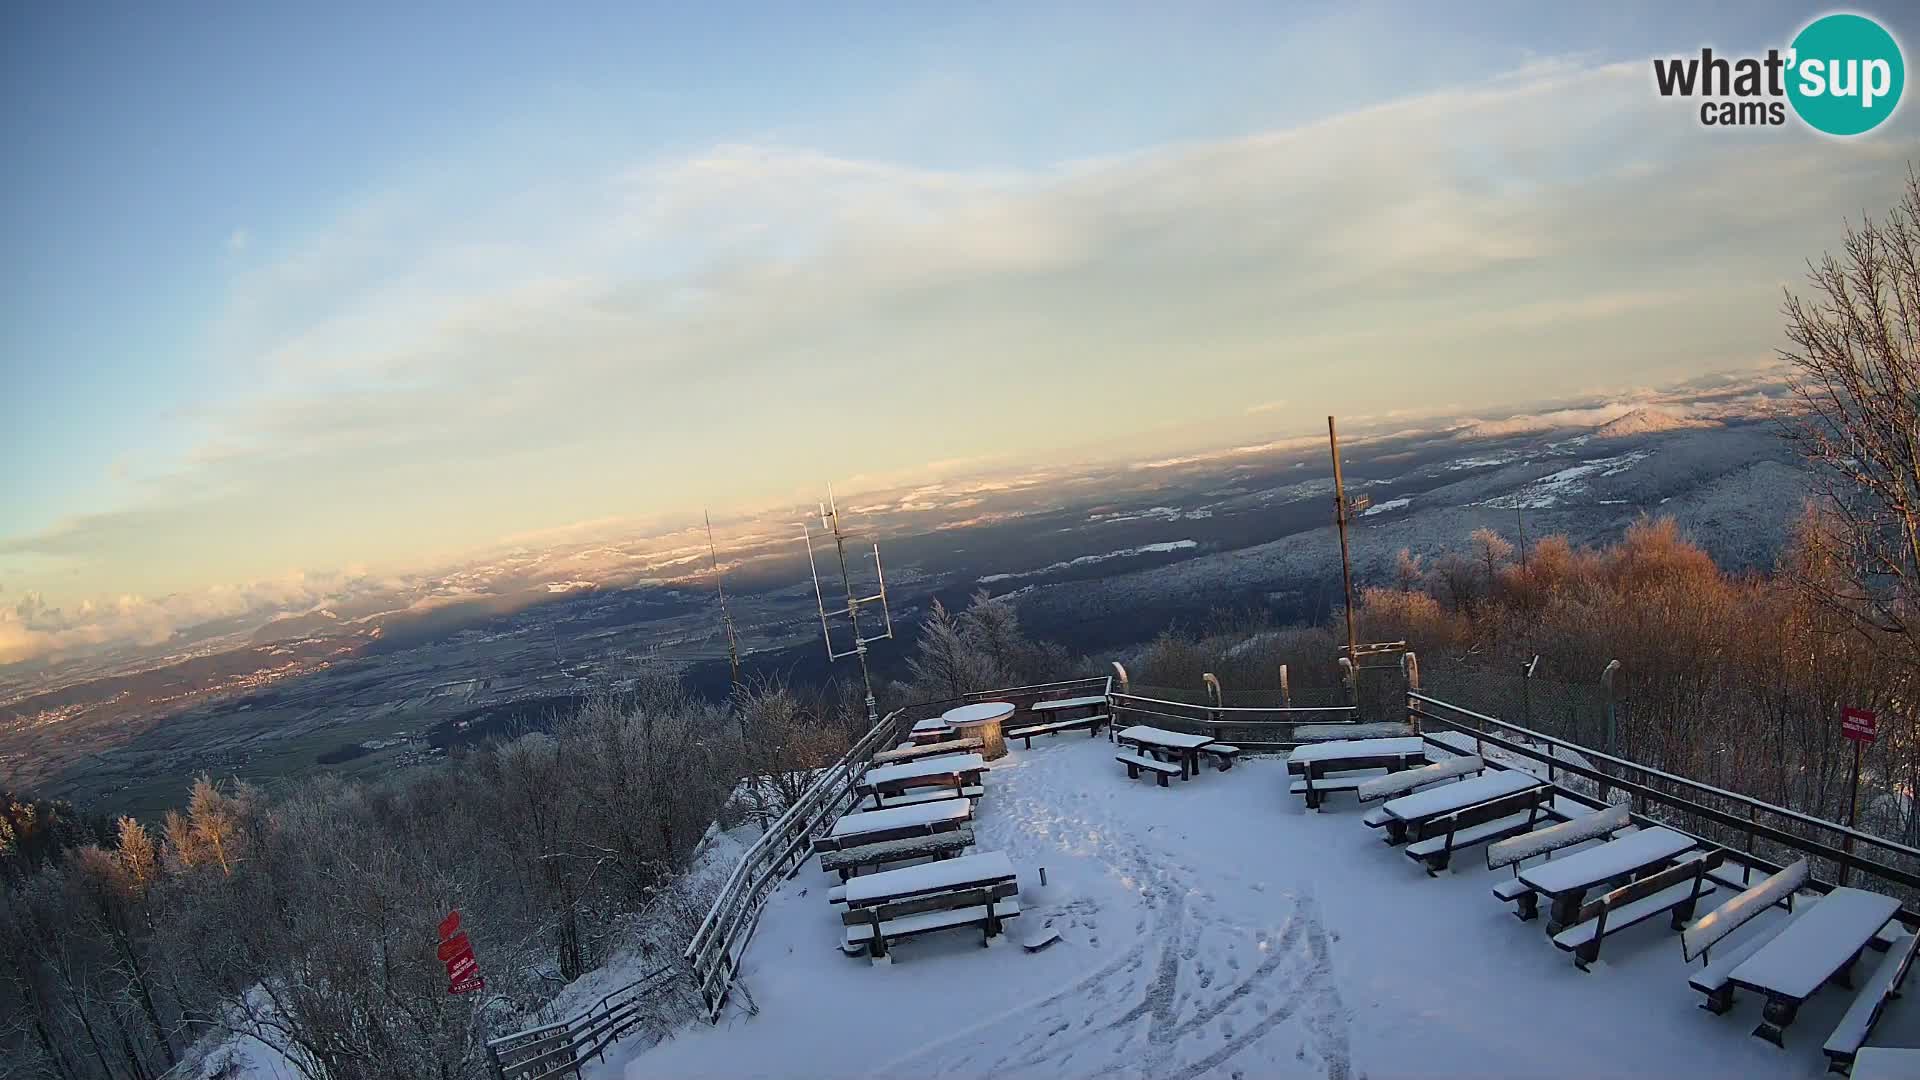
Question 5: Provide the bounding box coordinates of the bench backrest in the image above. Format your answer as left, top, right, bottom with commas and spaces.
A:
1681, 858, 1808, 963
1413, 785, 1549, 842
1571, 848, 1723, 927
841, 879, 1017, 926
1487, 802, 1631, 871
1356, 755, 1483, 802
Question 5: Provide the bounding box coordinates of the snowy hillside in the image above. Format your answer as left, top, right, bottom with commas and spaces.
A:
606, 737, 1913, 1080
1592, 406, 1721, 439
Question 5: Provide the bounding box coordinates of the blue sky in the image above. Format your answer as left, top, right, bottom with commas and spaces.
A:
2, 2, 1916, 660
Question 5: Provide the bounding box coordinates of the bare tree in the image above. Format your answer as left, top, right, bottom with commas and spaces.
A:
1469, 527, 1514, 590
1781, 165, 1920, 670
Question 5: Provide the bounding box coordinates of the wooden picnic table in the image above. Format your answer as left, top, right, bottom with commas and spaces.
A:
871, 737, 983, 767
1372, 768, 1544, 844
1115, 724, 1216, 780
1516, 825, 1695, 931
908, 716, 952, 745
1029, 695, 1106, 719
843, 850, 1017, 908
1287, 736, 1428, 767
1855, 1047, 1920, 1080
822, 799, 972, 849
857, 753, 987, 809
1726, 886, 1901, 1046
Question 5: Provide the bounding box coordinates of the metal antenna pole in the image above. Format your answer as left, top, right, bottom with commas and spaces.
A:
796, 483, 894, 728
705, 510, 742, 692
1328, 416, 1359, 667
827, 488, 878, 725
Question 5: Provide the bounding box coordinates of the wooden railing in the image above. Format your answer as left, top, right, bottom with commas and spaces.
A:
1408, 691, 1920, 921
681, 675, 1110, 1021
1107, 692, 1366, 751
486, 963, 680, 1080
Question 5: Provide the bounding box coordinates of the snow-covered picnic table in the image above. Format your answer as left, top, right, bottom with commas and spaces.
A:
1288, 736, 1427, 764
1854, 1047, 1920, 1080
856, 753, 987, 809
1517, 825, 1694, 930
910, 716, 953, 744
1116, 724, 1217, 780
825, 799, 972, 846
842, 851, 1017, 907
1726, 886, 1901, 1046
943, 702, 1015, 726
1289, 736, 1433, 810
1370, 768, 1544, 844
1029, 694, 1106, 715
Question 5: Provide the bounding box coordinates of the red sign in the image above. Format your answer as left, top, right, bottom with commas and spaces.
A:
449, 975, 485, 995
1843, 706, 1877, 744
438, 910, 481, 996
446, 951, 478, 983
438, 911, 461, 940
436, 933, 470, 963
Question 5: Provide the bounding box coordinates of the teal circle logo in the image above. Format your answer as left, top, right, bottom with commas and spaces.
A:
1787, 13, 1905, 136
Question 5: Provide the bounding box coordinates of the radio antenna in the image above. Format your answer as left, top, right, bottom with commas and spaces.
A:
796, 483, 894, 725
706, 510, 742, 692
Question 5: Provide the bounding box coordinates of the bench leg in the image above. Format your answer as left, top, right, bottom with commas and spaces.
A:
1156, 771, 1169, 788
1831, 948, 1864, 991
1424, 849, 1451, 877
1699, 984, 1736, 1015
1125, 762, 1138, 779
1547, 891, 1586, 935
1513, 891, 1539, 923
1573, 938, 1600, 973
1753, 995, 1798, 1047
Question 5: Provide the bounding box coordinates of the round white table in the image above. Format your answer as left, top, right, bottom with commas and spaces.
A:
942, 701, 1015, 761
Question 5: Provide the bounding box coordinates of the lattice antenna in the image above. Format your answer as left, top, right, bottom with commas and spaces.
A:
706, 510, 742, 691
796, 483, 893, 725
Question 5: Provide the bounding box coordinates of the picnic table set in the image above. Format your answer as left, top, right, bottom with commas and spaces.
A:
1290, 732, 1920, 1067
1112, 724, 1239, 785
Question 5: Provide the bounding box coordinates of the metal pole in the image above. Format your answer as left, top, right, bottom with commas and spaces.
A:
826, 495, 880, 726
1328, 416, 1358, 667
1842, 738, 1863, 887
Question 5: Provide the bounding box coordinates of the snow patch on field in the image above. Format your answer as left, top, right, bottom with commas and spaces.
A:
978, 541, 1200, 584
1480, 451, 1653, 509
1360, 497, 1410, 517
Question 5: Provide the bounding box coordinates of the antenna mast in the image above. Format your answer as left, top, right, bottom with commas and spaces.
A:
797, 484, 894, 725
706, 510, 742, 691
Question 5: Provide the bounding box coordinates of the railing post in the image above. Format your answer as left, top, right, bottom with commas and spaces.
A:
1338, 657, 1356, 709
1278, 663, 1291, 708
1110, 661, 1129, 695
1203, 673, 1222, 723
1401, 652, 1419, 735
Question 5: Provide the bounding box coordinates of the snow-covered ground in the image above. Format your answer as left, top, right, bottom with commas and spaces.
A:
611, 736, 1920, 1080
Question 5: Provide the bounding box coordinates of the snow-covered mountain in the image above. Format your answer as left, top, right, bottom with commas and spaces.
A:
1592, 406, 1721, 439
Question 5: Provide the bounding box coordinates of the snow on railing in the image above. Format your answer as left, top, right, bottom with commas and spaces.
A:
682, 675, 1109, 1022
486, 963, 680, 1080
1107, 690, 1363, 750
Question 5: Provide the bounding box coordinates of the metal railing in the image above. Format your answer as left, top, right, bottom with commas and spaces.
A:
486, 963, 680, 1080
1409, 691, 1920, 920
1107, 691, 1366, 751
681, 675, 1109, 1021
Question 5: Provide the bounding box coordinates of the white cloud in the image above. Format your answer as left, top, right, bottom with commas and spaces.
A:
227, 227, 250, 252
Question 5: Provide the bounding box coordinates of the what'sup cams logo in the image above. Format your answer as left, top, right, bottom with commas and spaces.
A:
1653, 12, 1905, 135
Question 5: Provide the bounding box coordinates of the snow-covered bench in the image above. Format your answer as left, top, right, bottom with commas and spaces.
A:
1853, 1047, 1920, 1080
1199, 744, 1240, 771
1287, 737, 1429, 811
840, 852, 1020, 963
1553, 849, 1723, 972
818, 825, 976, 882
1485, 803, 1631, 918
1116, 750, 1182, 786
1356, 755, 1484, 804
871, 737, 984, 767
1824, 930, 1920, 1073
1403, 785, 1554, 875
1682, 859, 1809, 1014
1005, 714, 1108, 748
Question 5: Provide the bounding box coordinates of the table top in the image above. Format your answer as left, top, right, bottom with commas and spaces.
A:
861, 753, 987, 787
828, 799, 972, 838
1855, 1047, 1920, 1080
1377, 767, 1541, 823
1288, 736, 1428, 764
1517, 826, 1694, 896
843, 850, 1017, 907
1031, 695, 1106, 711
1729, 887, 1901, 1001
943, 701, 1016, 726
1116, 724, 1216, 750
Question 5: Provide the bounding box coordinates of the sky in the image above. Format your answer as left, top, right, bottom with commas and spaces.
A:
3, 1, 1918, 661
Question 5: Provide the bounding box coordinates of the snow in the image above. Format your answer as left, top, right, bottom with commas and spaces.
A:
842, 851, 1018, 906
943, 701, 1016, 725
1032, 695, 1107, 711
1727, 888, 1902, 1001
828, 800, 972, 839
1518, 827, 1694, 895
1286, 736, 1426, 764
1360, 497, 1411, 516
861, 753, 986, 787
1682, 859, 1808, 962
977, 541, 1200, 584
1488, 803, 1628, 869
1355, 755, 1482, 802
609, 737, 1869, 1080
1378, 768, 1542, 822
1479, 451, 1654, 509
1116, 724, 1217, 749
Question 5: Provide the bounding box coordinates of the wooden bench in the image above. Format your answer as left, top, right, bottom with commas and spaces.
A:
1288, 738, 1429, 811
857, 753, 988, 809
1854, 1047, 1920, 1080
1116, 751, 1183, 786
1682, 859, 1810, 1013
842, 885, 1022, 961
1356, 755, 1484, 804
818, 825, 976, 881
1005, 714, 1108, 748
1725, 887, 1902, 1047
1485, 804, 1631, 921
1365, 768, 1546, 846
871, 737, 984, 767
1404, 786, 1553, 875
1200, 744, 1240, 771
1824, 931, 1920, 1073
1553, 849, 1723, 971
